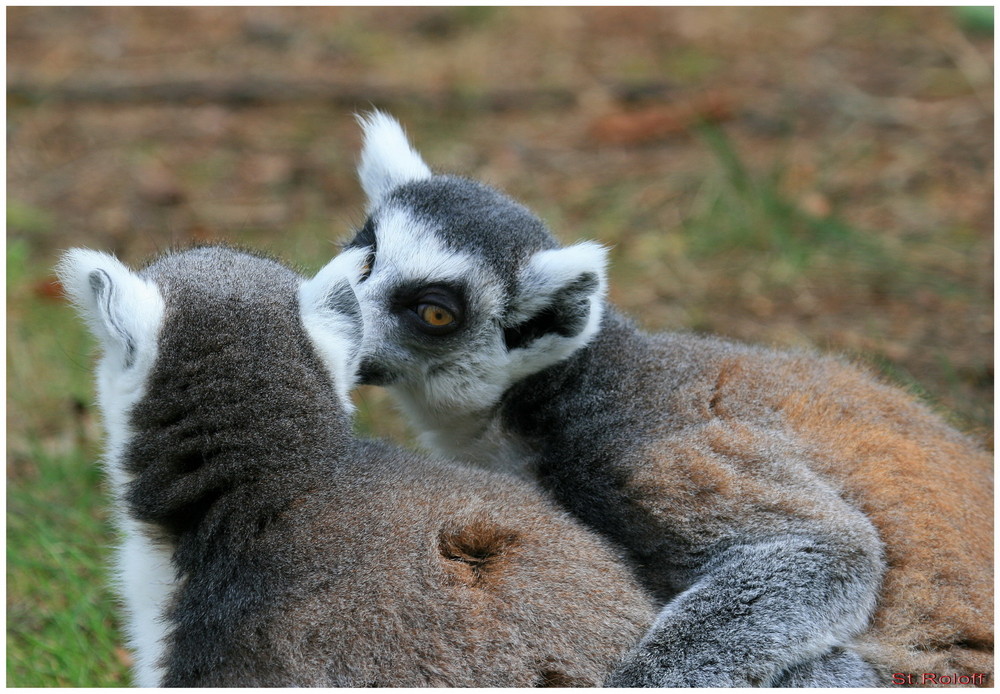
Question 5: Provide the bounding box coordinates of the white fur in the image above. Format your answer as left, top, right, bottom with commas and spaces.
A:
351, 207, 509, 419
299, 247, 369, 411
506, 242, 609, 383
57, 249, 174, 687
367, 207, 484, 286
58, 249, 164, 376
509, 241, 609, 323
409, 402, 538, 478
57, 249, 164, 494
356, 111, 432, 208
116, 521, 177, 687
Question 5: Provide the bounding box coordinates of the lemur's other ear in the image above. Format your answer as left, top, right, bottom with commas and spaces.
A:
504, 241, 609, 353
356, 111, 432, 208
56, 249, 164, 369
299, 247, 368, 409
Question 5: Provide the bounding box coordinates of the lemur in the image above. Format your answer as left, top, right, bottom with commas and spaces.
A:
57, 244, 656, 686
338, 112, 994, 687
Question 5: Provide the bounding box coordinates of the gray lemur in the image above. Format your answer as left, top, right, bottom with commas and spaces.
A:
338, 112, 993, 686
57, 244, 655, 686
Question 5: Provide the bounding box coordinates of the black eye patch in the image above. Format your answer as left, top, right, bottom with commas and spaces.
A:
391, 282, 465, 337
345, 216, 377, 252
391, 281, 464, 310
504, 272, 597, 351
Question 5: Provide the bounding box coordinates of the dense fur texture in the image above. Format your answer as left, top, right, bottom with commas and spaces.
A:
58, 245, 654, 686
341, 113, 994, 687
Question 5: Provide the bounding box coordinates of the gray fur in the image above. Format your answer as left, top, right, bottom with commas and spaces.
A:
382, 176, 558, 291
341, 115, 994, 687
323, 279, 362, 325
777, 650, 880, 688
64, 245, 655, 686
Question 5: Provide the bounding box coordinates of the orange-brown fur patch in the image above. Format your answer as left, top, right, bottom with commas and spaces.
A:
438, 521, 520, 587
711, 353, 993, 684
535, 668, 593, 686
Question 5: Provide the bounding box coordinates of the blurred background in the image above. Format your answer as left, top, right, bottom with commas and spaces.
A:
7, 7, 993, 686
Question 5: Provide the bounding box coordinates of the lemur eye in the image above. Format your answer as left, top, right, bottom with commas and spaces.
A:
417, 303, 456, 328
396, 286, 464, 336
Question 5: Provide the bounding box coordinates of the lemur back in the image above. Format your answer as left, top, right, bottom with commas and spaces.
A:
58, 245, 654, 686
505, 312, 993, 683
340, 113, 993, 687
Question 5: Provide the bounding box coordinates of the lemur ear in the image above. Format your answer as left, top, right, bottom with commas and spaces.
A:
299, 247, 368, 409
356, 111, 432, 208
56, 249, 164, 369
504, 241, 609, 354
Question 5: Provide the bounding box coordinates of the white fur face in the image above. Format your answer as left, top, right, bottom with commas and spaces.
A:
57, 248, 171, 686
342, 113, 609, 457
350, 206, 512, 415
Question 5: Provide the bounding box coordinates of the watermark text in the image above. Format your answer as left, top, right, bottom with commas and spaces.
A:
891, 672, 987, 686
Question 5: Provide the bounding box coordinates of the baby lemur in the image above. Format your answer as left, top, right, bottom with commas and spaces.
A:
58, 245, 655, 686
339, 112, 993, 686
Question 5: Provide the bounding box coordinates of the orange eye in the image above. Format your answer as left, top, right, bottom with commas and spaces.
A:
418, 304, 455, 327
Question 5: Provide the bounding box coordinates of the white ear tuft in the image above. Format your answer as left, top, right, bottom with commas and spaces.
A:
299, 247, 368, 411
356, 110, 432, 208
511, 241, 609, 324
56, 248, 164, 369
502, 241, 610, 380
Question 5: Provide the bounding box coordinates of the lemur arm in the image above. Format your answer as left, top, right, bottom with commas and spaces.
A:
594, 421, 885, 687
606, 534, 883, 686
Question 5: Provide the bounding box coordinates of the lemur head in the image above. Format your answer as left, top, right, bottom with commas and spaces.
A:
345, 112, 609, 419
57, 245, 368, 485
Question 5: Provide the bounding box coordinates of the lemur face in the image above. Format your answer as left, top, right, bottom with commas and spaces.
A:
343, 112, 609, 417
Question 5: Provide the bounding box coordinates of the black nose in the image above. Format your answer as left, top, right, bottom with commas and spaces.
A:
357, 358, 397, 386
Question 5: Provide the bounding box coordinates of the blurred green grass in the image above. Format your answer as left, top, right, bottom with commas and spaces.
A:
7, 446, 127, 687
685, 125, 890, 271
954, 6, 994, 35
7, 243, 130, 685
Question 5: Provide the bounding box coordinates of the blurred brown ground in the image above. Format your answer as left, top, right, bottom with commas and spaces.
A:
7, 7, 993, 446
